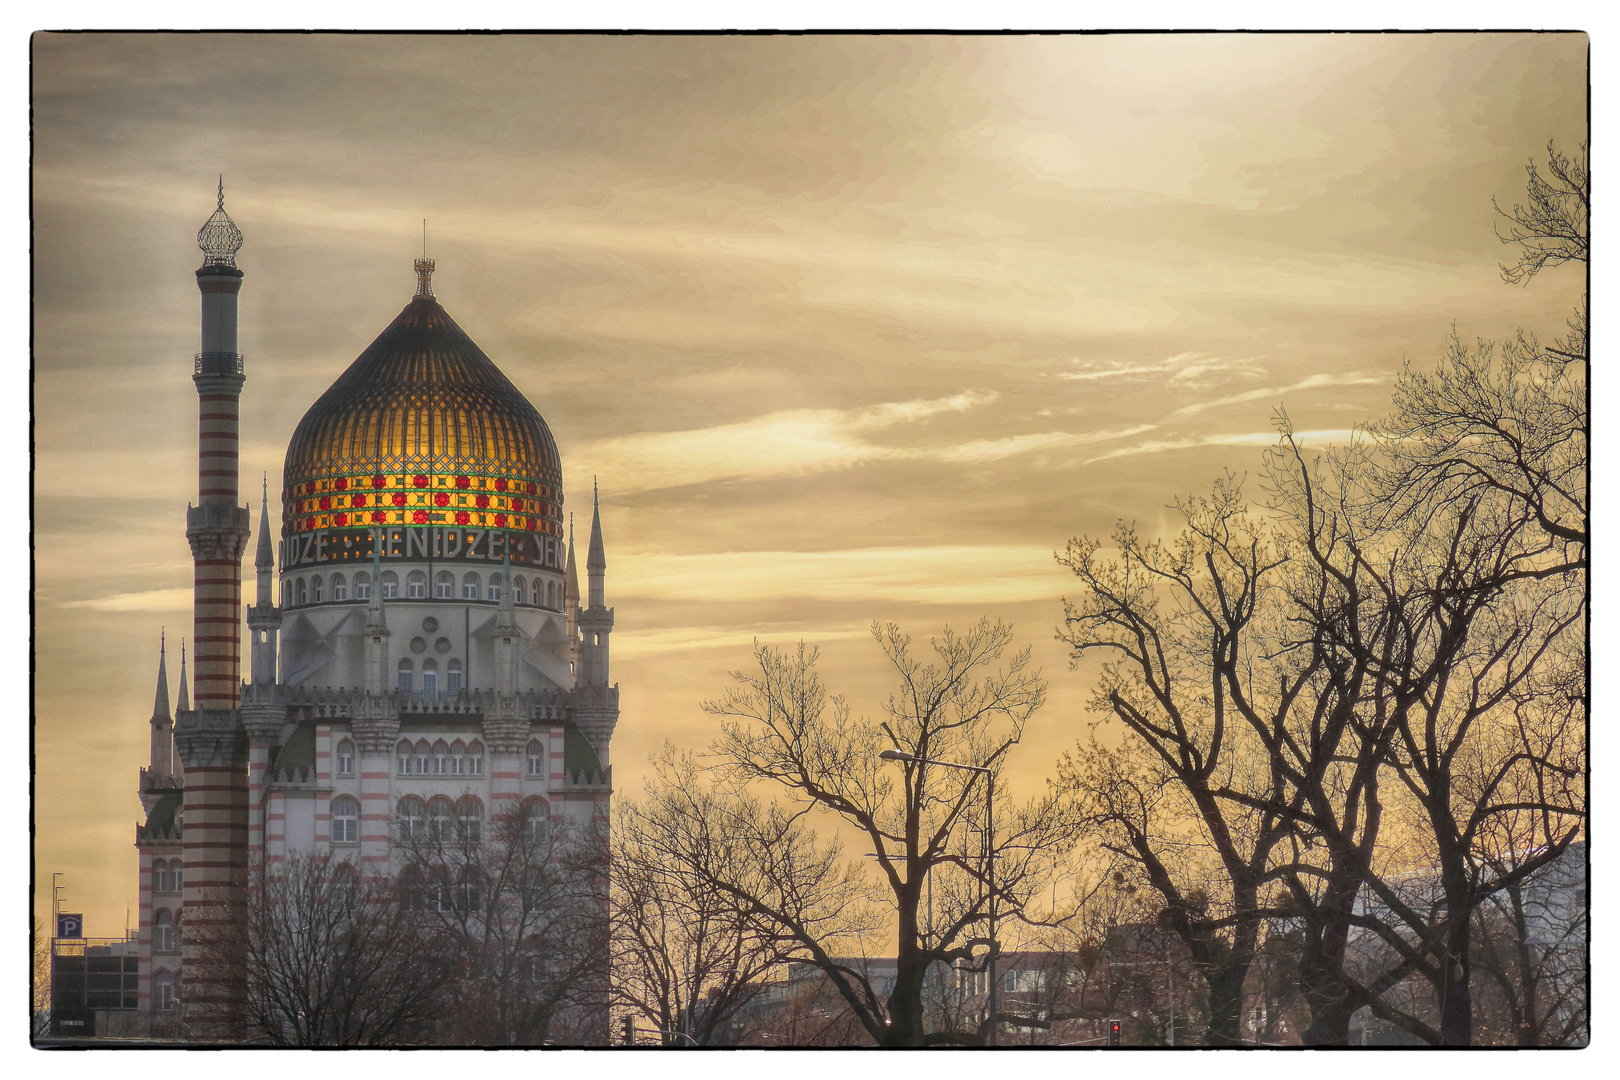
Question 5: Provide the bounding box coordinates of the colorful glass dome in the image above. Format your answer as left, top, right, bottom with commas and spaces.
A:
282, 276, 562, 553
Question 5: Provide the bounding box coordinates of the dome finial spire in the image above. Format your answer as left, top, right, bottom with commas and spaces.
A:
197, 178, 243, 267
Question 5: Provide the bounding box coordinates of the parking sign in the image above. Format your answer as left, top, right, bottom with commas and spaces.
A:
56, 913, 83, 939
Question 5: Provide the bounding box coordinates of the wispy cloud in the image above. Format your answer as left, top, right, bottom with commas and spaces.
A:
617, 545, 1068, 606
63, 588, 195, 614
1081, 429, 1358, 467
1055, 352, 1266, 389
574, 391, 1148, 493
1167, 372, 1386, 420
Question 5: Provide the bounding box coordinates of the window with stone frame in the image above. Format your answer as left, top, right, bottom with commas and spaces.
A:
355, 572, 372, 600
335, 739, 355, 777
397, 797, 425, 840
331, 796, 360, 844
526, 740, 545, 777
153, 910, 176, 952
435, 571, 454, 599
462, 572, 480, 600
332, 573, 347, 602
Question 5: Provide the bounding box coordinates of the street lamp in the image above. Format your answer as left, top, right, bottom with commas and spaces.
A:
877, 748, 998, 1047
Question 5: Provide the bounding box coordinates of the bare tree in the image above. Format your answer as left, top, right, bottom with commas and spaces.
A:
652, 621, 1073, 1047
393, 797, 610, 1045
612, 748, 799, 1045
1057, 477, 1301, 1045
32, 917, 51, 1038
183, 853, 451, 1046
1494, 140, 1587, 285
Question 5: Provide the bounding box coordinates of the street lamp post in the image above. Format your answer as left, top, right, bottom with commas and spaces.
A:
878, 748, 997, 1047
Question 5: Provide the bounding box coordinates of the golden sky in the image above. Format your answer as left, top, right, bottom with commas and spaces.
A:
32, 32, 1587, 932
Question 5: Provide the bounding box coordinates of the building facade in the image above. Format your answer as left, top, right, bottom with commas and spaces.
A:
133, 189, 617, 1037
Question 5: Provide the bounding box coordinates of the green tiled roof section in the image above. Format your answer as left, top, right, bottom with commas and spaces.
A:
144, 790, 182, 838
563, 723, 601, 776
272, 724, 317, 781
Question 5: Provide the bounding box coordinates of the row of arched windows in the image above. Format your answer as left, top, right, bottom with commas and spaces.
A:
396, 738, 483, 776
397, 658, 462, 697
286, 571, 564, 609
395, 796, 485, 843
151, 858, 184, 893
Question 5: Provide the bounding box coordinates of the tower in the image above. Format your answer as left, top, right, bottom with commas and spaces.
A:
242, 478, 285, 864
573, 480, 618, 759
171, 180, 252, 1022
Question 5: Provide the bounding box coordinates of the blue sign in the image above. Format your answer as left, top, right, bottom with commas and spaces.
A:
56, 913, 83, 939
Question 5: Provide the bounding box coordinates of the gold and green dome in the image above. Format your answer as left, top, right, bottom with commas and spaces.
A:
282, 271, 562, 549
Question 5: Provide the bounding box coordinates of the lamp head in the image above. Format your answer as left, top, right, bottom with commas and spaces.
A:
878, 749, 915, 763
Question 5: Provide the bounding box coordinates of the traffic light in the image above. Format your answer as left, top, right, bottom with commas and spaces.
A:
622, 1014, 636, 1046
1109, 1019, 1122, 1047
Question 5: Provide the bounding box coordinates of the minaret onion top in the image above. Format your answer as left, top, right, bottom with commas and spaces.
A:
197, 176, 245, 268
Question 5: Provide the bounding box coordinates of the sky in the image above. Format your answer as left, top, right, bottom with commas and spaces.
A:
30, 32, 1588, 934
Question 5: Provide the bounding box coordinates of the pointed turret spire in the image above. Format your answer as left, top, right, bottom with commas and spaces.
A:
151, 631, 171, 723
587, 477, 606, 609
564, 512, 580, 610
176, 641, 190, 713
255, 475, 275, 574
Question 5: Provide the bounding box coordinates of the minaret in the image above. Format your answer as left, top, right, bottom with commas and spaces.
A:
574, 479, 618, 758
242, 478, 287, 867
495, 549, 519, 696
172, 180, 252, 1025
564, 513, 581, 680
176, 642, 190, 714
141, 634, 175, 811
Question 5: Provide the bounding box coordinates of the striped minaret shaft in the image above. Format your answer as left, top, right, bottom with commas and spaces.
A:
174, 183, 252, 1025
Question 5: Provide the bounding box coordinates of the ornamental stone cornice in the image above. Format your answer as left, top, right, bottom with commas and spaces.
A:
186, 504, 251, 561
173, 708, 247, 769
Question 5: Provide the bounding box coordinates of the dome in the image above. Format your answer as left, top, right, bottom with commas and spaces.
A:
282, 276, 563, 559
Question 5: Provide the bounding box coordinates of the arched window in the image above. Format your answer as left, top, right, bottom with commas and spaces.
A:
487, 573, 502, 602
331, 862, 359, 909
354, 571, 371, 600
311, 575, 324, 603
526, 740, 545, 778
458, 798, 483, 843
513, 576, 526, 605
397, 658, 413, 693
331, 573, 347, 602
381, 571, 399, 600
397, 797, 425, 840
522, 866, 545, 913
175, 863, 183, 891
415, 740, 432, 776
396, 739, 414, 775
296, 578, 307, 606
456, 865, 483, 913
448, 739, 466, 776
467, 740, 485, 776
522, 798, 551, 847
433, 739, 451, 776
335, 739, 355, 777
400, 864, 427, 909
447, 659, 463, 696
407, 571, 426, 599
153, 910, 175, 953
429, 798, 455, 842
331, 796, 360, 844
152, 859, 169, 894
435, 571, 454, 599
421, 658, 438, 702
154, 969, 176, 1012
462, 572, 480, 600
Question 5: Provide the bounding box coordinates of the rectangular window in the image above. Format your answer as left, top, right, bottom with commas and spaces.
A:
487, 583, 501, 601
334, 817, 357, 843
337, 750, 354, 776
468, 755, 483, 775
333, 580, 347, 601
527, 751, 544, 776
417, 754, 431, 775
463, 582, 478, 599
382, 579, 398, 599
421, 672, 437, 701
408, 579, 425, 599
447, 670, 463, 695
435, 579, 452, 599
356, 580, 371, 600
398, 753, 412, 775
450, 755, 463, 776
397, 670, 412, 693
